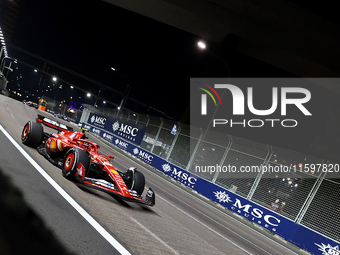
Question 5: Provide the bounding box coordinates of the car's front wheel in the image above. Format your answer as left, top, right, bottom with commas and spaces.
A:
21, 121, 43, 148
125, 169, 145, 196
132, 171, 145, 196
62, 148, 90, 183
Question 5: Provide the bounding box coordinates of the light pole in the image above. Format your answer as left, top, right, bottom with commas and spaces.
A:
111, 67, 131, 112
197, 40, 230, 80
196, 40, 231, 145
93, 89, 102, 107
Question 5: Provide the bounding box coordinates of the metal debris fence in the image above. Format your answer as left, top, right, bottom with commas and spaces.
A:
84, 105, 340, 243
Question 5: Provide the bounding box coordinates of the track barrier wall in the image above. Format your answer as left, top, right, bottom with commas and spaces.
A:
82, 110, 340, 255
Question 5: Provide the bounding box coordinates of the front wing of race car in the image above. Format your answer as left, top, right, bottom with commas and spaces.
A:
82, 177, 155, 206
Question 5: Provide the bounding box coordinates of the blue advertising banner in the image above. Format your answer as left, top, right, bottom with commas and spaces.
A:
107, 136, 200, 189
87, 113, 146, 145
83, 121, 340, 255
194, 178, 340, 254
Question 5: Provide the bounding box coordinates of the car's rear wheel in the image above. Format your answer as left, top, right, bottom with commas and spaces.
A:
21, 121, 44, 148
131, 171, 145, 196
62, 148, 90, 183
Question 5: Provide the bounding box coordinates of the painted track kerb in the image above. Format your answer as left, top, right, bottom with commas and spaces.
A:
0, 124, 131, 255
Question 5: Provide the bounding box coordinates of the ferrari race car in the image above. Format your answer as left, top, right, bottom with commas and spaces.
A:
21, 116, 155, 206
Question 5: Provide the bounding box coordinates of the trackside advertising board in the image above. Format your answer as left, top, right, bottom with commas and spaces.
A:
83, 121, 340, 255
87, 113, 146, 145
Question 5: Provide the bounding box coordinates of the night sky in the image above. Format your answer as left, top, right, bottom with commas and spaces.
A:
7, 0, 296, 119
8, 0, 207, 119
3, 0, 340, 161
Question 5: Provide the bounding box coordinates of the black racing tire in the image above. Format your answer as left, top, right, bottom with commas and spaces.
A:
21, 121, 44, 148
62, 148, 90, 183
131, 171, 145, 196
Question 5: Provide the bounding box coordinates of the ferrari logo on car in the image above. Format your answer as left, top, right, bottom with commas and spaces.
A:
50, 140, 56, 149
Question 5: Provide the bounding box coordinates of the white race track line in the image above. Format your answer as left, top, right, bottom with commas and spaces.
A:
0, 124, 131, 255
130, 217, 180, 255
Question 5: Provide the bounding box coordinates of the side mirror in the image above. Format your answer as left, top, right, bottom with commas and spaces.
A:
108, 155, 115, 160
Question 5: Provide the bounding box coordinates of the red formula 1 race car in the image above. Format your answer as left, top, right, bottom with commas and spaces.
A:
21, 116, 155, 206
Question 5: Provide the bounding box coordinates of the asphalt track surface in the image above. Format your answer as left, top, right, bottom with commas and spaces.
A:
0, 95, 306, 255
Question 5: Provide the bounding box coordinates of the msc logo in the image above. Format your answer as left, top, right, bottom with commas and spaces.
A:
112, 121, 138, 137
231, 198, 281, 231
162, 164, 197, 185
133, 148, 153, 162
315, 243, 340, 255
91, 115, 106, 125
103, 133, 114, 141
112, 121, 120, 132
92, 128, 101, 135
214, 191, 233, 203
115, 139, 128, 149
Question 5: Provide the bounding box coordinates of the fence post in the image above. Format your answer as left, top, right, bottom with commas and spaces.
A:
166, 122, 180, 162
146, 115, 150, 126
186, 128, 203, 172
151, 118, 163, 153
246, 145, 272, 200
294, 160, 327, 224
211, 135, 233, 183
135, 113, 139, 124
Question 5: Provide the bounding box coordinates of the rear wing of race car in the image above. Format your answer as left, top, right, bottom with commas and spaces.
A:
36, 114, 73, 132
